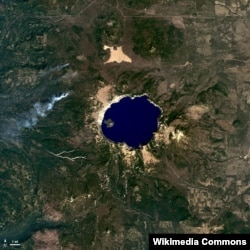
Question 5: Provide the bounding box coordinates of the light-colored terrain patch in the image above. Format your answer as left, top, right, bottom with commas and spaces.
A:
96, 85, 113, 107
141, 146, 159, 165
144, 7, 156, 15
196, 34, 212, 56
155, 124, 187, 145
43, 203, 64, 222
215, 0, 247, 16
120, 144, 136, 166
33, 229, 60, 250
171, 16, 185, 30
154, 125, 175, 145
158, 220, 222, 234
180, 221, 224, 234
126, 227, 143, 242
187, 183, 237, 222
76, 54, 86, 61
68, 128, 88, 147
215, 1, 231, 16
90, 83, 114, 127
104, 45, 132, 64
155, 125, 174, 145
215, 119, 235, 132
171, 130, 186, 143
157, 81, 168, 96
186, 105, 209, 120
61, 69, 78, 83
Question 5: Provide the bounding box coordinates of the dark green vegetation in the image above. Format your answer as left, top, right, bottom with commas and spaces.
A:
218, 211, 250, 233
0, 145, 38, 227
115, 70, 162, 95
94, 9, 123, 56
125, 0, 153, 8
133, 18, 184, 59
123, 0, 179, 9
130, 178, 190, 221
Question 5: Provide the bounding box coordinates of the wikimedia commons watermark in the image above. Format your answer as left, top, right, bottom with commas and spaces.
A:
149, 234, 248, 249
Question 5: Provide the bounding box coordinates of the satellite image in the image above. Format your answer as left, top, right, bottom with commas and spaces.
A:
0, 0, 249, 249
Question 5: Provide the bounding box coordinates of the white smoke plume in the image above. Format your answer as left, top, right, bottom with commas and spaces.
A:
40, 63, 70, 78
16, 92, 70, 129
1, 92, 70, 141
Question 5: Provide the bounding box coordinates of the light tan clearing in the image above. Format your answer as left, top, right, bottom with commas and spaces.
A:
154, 125, 186, 145
215, 1, 230, 16
96, 86, 116, 125
68, 129, 86, 147
43, 203, 64, 222
133, 186, 142, 202
97, 85, 112, 107
171, 130, 186, 143
216, 119, 235, 132
104, 45, 132, 64
215, 1, 242, 16
241, 0, 249, 6
33, 230, 60, 250
120, 144, 136, 166
171, 16, 185, 30
76, 54, 86, 61
186, 105, 209, 120
157, 81, 168, 95
141, 146, 159, 165
154, 125, 175, 145
169, 83, 176, 89
180, 221, 224, 234
90, 83, 114, 126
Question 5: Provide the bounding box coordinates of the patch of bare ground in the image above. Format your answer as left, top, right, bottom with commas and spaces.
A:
104, 45, 132, 64
90, 83, 114, 133
33, 230, 60, 250
96, 85, 113, 107
67, 127, 94, 147
186, 105, 209, 121
141, 146, 159, 165
120, 144, 136, 166
154, 125, 175, 145
65, 244, 81, 250
171, 16, 185, 30
215, 119, 236, 133
141, 146, 159, 174
180, 221, 224, 233
43, 203, 64, 222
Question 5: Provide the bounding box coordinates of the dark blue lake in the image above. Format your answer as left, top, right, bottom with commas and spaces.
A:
101, 95, 161, 149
